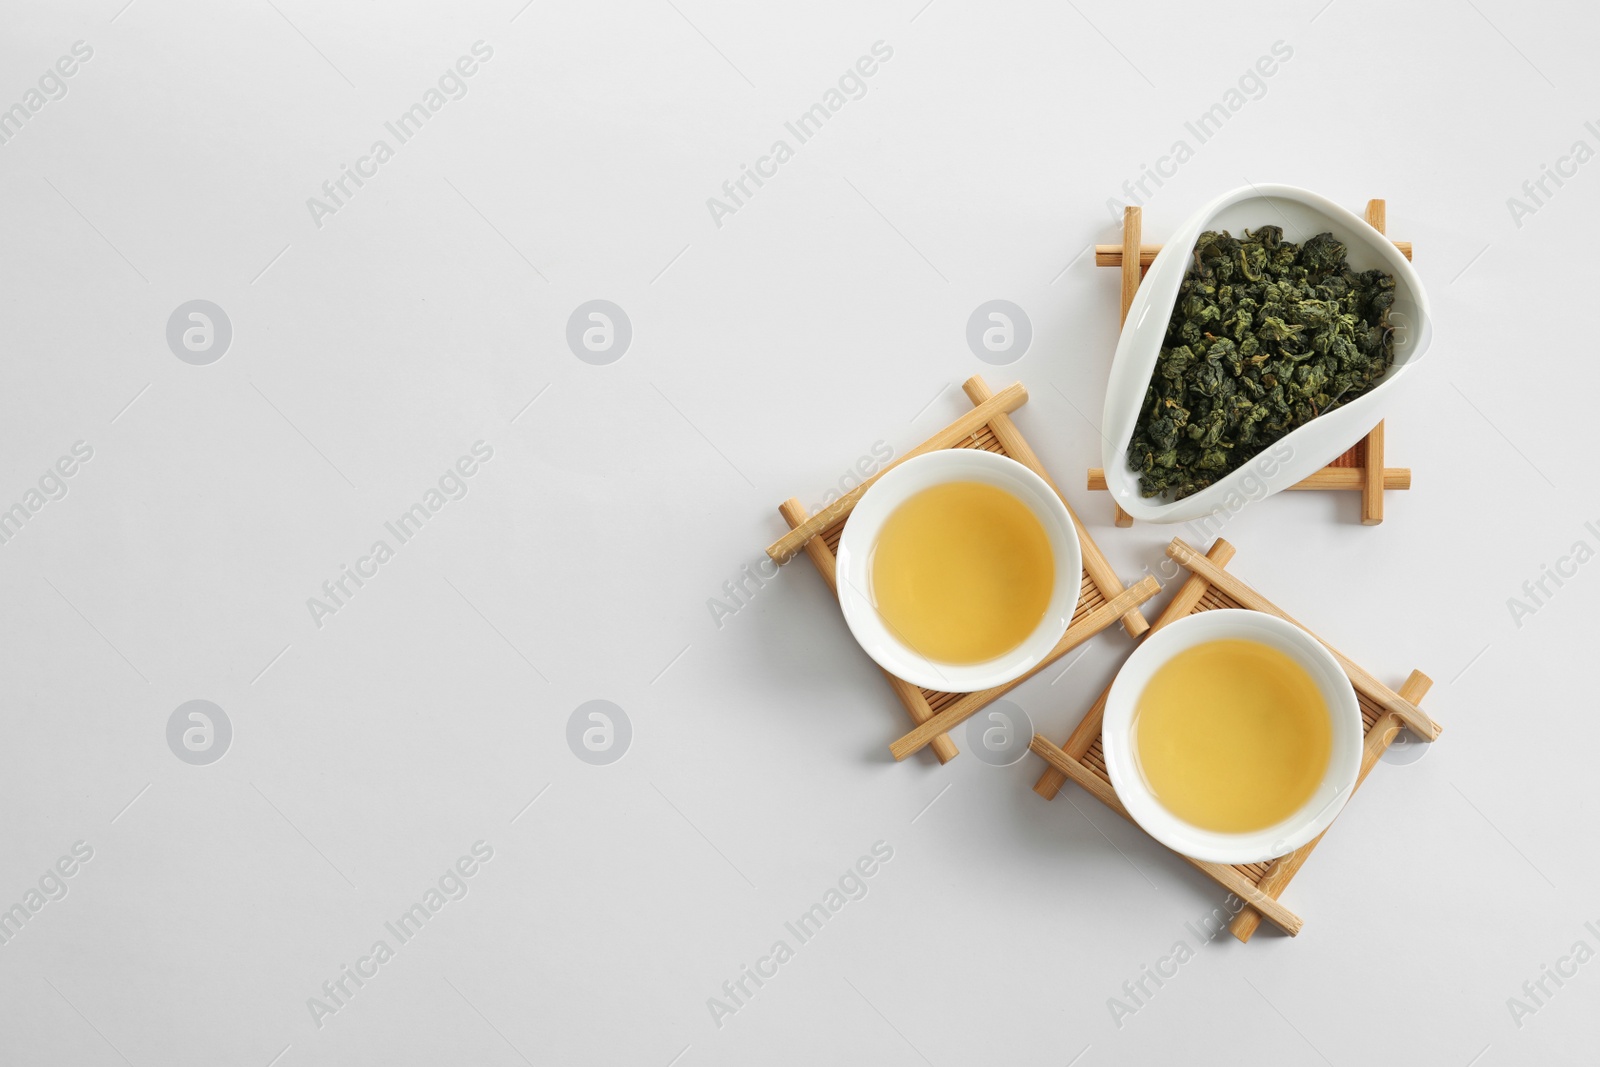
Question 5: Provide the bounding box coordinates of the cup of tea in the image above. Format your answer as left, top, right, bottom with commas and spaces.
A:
835, 449, 1082, 693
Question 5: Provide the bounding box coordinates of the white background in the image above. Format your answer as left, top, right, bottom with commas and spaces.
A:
1, 0, 1594, 1064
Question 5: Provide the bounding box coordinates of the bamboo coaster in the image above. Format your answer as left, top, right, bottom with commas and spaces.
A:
766, 375, 1159, 765
1028, 536, 1441, 940
1087, 199, 1413, 527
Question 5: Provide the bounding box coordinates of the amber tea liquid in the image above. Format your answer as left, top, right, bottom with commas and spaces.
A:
869, 481, 1053, 664
1133, 638, 1332, 833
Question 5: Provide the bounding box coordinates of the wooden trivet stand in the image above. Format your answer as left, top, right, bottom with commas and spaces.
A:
1087, 200, 1413, 527
766, 375, 1158, 764
1028, 536, 1442, 940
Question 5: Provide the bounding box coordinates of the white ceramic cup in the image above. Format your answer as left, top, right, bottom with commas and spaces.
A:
835, 449, 1082, 693
1100, 609, 1363, 865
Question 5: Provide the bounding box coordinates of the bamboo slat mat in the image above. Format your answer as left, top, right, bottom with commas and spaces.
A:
765, 375, 1157, 765
1029, 536, 1441, 940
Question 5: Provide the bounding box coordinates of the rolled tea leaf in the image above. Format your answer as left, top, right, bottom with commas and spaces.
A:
1128, 226, 1396, 500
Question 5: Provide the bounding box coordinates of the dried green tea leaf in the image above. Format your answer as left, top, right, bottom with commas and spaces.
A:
1127, 226, 1396, 499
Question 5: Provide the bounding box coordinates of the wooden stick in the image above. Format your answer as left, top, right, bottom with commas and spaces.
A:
765, 382, 1028, 564
1364, 198, 1387, 237
1032, 539, 1237, 799
962, 376, 1147, 639
1361, 421, 1387, 525
1087, 467, 1411, 492
1029, 735, 1303, 936
778, 498, 959, 763
1098, 244, 1164, 268
1096, 241, 1413, 267
1166, 539, 1443, 741
1228, 670, 1433, 942
1108, 204, 1142, 529
888, 577, 1160, 761
1120, 207, 1141, 326
1358, 200, 1390, 527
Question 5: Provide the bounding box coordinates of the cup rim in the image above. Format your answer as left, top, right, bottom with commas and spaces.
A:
834, 449, 1083, 693
1100, 609, 1363, 865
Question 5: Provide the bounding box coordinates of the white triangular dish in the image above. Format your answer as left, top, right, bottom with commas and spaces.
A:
1100, 184, 1432, 524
